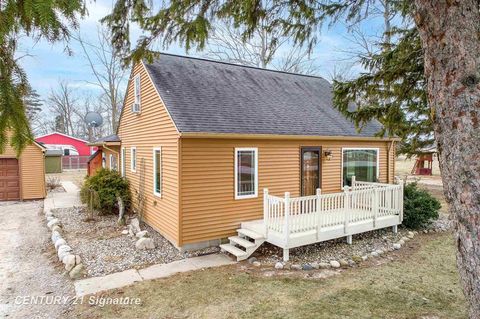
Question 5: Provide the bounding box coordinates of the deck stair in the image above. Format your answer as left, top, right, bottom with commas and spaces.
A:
220, 228, 265, 261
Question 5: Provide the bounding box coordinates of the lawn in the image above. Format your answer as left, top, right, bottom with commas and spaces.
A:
71, 232, 466, 319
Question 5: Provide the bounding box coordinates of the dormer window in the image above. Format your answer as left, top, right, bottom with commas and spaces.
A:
132, 74, 141, 113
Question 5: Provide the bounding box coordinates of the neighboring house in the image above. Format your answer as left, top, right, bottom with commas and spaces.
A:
92, 54, 402, 261
88, 135, 122, 176
36, 132, 93, 156
0, 132, 46, 201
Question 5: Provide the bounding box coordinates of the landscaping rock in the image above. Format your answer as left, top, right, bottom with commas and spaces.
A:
361, 255, 368, 261
47, 218, 60, 230
352, 255, 363, 264
371, 251, 379, 257
319, 262, 330, 269
63, 254, 79, 272
130, 218, 141, 234
136, 230, 149, 238
291, 264, 302, 270
54, 238, 67, 250
339, 259, 349, 268
46, 216, 55, 222
398, 239, 405, 245
407, 231, 414, 239
330, 260, 340, 268
348, 260, 356, 267
121, 229, 129, 235
51, 225, 62, 233
248, 257, 257, 264
135, 237, 155, 250
57, 245, 72, 261
252, 261, 261, 267
274, 262, 284, 269
375, 249, 384, 255
69, 264, 85, 279
310, 261, 320, 269
51, 231, 62, 244
127, 224, 135, 236
302, 264, 314, 271
393, 243, 401, 250
402, 236, 410, 242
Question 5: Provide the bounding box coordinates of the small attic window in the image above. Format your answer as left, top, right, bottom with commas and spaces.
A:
132, 74, 141, 113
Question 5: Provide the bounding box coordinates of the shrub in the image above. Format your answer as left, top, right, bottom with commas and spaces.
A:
46, 176, 61, 191
80, 168, 131, 215
403, 182, 441, 229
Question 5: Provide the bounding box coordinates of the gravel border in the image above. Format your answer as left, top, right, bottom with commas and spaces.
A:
53, 207, 219, 277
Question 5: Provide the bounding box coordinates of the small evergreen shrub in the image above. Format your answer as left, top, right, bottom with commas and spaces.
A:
80, 168, 131, 215
403, 182, 441, 229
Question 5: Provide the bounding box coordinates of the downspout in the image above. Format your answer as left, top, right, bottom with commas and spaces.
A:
387, 140, 395, 183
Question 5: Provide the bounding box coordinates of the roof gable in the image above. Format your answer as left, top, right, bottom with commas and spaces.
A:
143, 54, 383, 138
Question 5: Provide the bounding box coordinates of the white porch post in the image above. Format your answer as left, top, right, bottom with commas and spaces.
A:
346, 235, 353, 245
399, 180, 404, 223
392, 225, 398, 234
373, 187, 379, 228
263, 188, 269, 237
283, 248, 289, 262
343, 186, 350, 234
316, 188, 322, 240
284, 192, 290, 247
351, 175, 356, 190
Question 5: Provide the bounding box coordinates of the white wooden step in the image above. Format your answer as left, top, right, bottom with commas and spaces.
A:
237, 228, 264, 240
229, 236, 256, 249
220, 244, 247, 258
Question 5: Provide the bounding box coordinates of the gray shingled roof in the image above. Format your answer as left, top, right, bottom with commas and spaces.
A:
93, 134, 121, 143
143, 54, 383, 137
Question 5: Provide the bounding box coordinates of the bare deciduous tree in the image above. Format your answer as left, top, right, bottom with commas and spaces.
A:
48, 81, 79, 136
206, 22, 319, 75
76, 28, 127, 133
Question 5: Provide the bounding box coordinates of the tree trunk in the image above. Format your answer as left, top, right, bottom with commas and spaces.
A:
413, 1, 480, 317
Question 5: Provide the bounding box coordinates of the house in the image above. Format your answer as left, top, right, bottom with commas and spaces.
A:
92, 53, 402, 261
88, 135, 121, 176
0, 132, 46, 201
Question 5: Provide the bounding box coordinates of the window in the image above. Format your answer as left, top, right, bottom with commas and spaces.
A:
235, 148, 258, 199
121, 147, 126, 177
153, 147, 161, 196
109, 154, 117, 171
102, 152, 106, 168
131, 147, 137, 172
132, 74, 141, 113
342, 148, 379, 186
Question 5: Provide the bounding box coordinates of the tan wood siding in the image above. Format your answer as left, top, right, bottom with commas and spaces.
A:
0, 139, 46, 200
118, 63, 180, 246
180, 138, 394, 245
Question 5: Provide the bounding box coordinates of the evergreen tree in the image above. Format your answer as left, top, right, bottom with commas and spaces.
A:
0, 0, 86, 155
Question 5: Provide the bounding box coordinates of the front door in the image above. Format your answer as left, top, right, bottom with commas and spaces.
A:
301, 147, 321, 196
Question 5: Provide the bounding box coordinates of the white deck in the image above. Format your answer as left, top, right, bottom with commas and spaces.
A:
221, 179, 404, 261
242, 212, 400, 249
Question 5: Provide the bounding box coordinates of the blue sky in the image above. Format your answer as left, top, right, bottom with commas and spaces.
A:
19, 0, 386, 101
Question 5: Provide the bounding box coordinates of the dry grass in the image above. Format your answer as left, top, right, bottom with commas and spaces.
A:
71, 232, 466, 319
46, 169, 86, 188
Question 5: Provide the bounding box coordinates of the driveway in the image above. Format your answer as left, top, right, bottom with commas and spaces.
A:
0, 200, 74, 319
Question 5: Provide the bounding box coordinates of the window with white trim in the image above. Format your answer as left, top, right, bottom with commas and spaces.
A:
131, 147, 137, 172
109, 154, 117, 171
132, 74, 141, 113
121, 147, 126, 177
342, 148, 379, 186
235, 148, 258, 199
153, 147, 161, 196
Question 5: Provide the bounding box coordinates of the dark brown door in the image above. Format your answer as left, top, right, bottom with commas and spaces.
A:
301, 147, 321, 196
0, 158, 20, 201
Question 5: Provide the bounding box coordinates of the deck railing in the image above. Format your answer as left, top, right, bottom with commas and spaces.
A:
263, 178, 404, 243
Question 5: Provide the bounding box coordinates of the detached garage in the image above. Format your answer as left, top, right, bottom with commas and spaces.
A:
0, 139, 46, 201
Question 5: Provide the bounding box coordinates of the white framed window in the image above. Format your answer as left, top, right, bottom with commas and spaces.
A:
132, 74, 141, 113
121, 147, 126, 177
341, 147, 380, 187
234, 148, 258, 199
109, 154, 117, 171
102, 152, 106, 168
131, 146, 137, 172
152, 147, 162, 197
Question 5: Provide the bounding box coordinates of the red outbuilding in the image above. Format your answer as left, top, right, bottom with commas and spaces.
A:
35, 132, 94, 156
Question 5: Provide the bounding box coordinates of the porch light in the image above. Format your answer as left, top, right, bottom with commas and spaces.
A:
324, 150, 333, 161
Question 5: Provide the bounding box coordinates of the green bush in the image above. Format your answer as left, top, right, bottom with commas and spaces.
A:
403, 182, 441, 229
80, 168, 131, 215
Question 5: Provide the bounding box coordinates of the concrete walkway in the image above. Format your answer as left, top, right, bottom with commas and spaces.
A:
44, 181, 82, 210
74, 254, 235, 296
44, 181, 236, 297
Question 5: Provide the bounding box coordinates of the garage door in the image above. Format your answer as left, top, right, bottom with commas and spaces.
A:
0, 158, 20, 201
